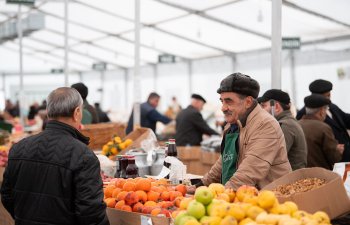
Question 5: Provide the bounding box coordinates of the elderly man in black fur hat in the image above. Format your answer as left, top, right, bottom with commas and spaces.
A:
299, 94, 343, 170
297, 79, 350, 162
190, 73, 291, 191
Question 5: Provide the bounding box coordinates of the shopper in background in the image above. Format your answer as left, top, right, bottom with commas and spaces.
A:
165, 96, 182, 119
94, 102, 111, 123
1, 87, 109, 225
299, 94, 343, 170
71, 82, 99, 124
297, 79, 350, 162
192, 73, 291, 191
175, 94, 218, 146
258, 89, 307, 170
126, 92, 171, 134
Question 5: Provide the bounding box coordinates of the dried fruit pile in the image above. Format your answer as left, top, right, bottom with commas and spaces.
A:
273, 178, 326, 196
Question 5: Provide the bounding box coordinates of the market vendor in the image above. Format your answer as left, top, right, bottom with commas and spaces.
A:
191, 73, 291, 190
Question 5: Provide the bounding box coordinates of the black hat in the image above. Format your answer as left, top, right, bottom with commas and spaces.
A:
257, 89, 290, 105
309, 79, 332, 94
304, 94, 331, 108
217, 72, 260, 98
191, 94, 206, 103
71, 82, 88, 99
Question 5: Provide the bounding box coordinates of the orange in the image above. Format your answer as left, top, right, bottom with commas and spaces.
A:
175, 184, 187, 196
111, 188, 122, 198
124, 192, 139, 205
147, 190, 160, 202
160, 191, 170, 201
144, 201, 157, 207
135, 190, 148, 203
123, 182, 136, 192
135, 178, 152, 192
151, 207, 162, 216
115, 179, 126, 189
116, 191, 128, 202
114, 200, 125, 210
104, 185, 116, 198
133, 202, 144, 213
169, 191, 183, 201
104, 198, 116, 208
121, 205, 132, 212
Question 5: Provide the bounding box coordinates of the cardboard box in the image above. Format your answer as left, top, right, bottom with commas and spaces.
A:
263, 167, 350, 219
177, 146, 201, 160
106, 207, 170, 225
201, 151, 220, 165
120, 128, 154, 154
81, 123, 126, 150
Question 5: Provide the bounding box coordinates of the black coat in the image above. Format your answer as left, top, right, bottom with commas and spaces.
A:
175, 105, 218, 146
297, 103, 350, 161
0, 120, 109, 225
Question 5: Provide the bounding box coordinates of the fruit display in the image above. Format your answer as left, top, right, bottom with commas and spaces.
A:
0, 145, 9, 167
174, 183, 331, 225
103, 177, 187, 217
272, 178, 326, 196
101, 136, 132, 157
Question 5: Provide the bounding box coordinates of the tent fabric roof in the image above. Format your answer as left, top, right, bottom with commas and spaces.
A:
0, 0, 349, 71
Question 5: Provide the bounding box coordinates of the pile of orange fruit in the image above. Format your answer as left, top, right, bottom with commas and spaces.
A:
101, 136, 132, 158
103, 177, 187, 217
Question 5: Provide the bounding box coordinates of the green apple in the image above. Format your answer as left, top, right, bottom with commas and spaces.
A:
195, 187, 214, 205
174, 211, 188, 225
206, 199, 221, 215
178, 215, 197, 225
187, 201, 206, 220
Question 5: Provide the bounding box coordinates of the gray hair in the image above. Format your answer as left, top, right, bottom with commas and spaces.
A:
305, 106, 327, 115
46, 87, 83, 119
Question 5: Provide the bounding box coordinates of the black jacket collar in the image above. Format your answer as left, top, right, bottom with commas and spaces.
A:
45, 120, 90, 145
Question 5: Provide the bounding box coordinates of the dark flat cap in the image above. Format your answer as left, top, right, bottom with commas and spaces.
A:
309, 79, 332, 94
304, 94, 331, 108
217, 72, 260, 98
257, 89, 290, 105
191, 94, 206, 103
71, 82, 88, 99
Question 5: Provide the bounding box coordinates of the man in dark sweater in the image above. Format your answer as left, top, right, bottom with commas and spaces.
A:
176, 94, 218, 146
126, 92, 171, 134
1, 87, 109, 225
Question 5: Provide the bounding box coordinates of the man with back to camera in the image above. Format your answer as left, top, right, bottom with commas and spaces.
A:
299, 94, 344, 170
258, 89, 307, 170
297, 79, 350, 162
126, 92, 171, 134
71, 82, 99, 124
1, 87, 109, 225
191, 73, 291, 190
175, 94, 219, 146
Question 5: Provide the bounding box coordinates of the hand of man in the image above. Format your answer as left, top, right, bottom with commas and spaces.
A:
337, 144, 345, 155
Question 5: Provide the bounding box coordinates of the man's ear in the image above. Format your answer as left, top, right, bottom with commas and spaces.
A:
245, 96, 254, 109
73, 106, 80, 122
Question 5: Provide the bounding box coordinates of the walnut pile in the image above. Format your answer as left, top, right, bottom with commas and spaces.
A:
272, 178, 326, 196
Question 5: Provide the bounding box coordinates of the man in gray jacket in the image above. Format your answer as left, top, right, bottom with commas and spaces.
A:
258, 89, 307, 170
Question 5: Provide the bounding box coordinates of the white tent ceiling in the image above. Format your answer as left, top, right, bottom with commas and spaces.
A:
0, 0, 349, 72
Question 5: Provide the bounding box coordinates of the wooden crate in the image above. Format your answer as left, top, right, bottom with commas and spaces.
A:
81, 123, 126, 150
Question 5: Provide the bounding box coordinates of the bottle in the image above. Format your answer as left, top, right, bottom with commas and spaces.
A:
114, 155, 122, 178
164, 139, 178, 179
126, 156, 139, 178
119, 155, 129, 179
